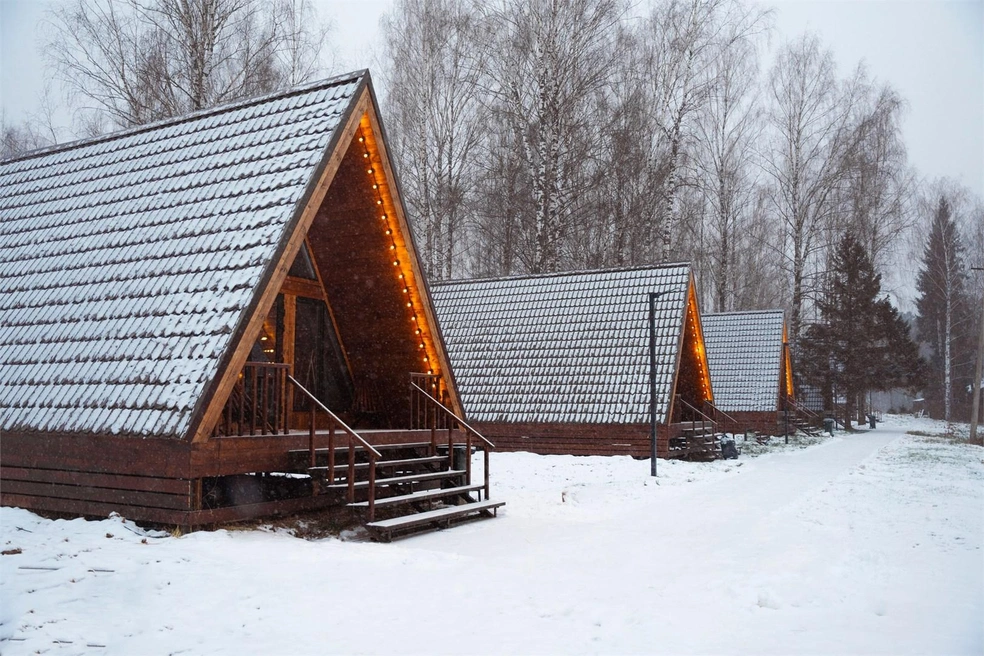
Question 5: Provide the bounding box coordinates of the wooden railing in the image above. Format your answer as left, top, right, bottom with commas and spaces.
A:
410, 372, 452, 429
410, 381, 495, 500
786, 397, 823, 425
288, 375, 383, 521
215, 362, 290, 437
703, 400, 740, 436
675, 395, 717, 435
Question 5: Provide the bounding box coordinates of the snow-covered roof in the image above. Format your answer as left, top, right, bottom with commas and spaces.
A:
0, 71, 366, 438
431, 265, 693, 425
701, 310, 784, 413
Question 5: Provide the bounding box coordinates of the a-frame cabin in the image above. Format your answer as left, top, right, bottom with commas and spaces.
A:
431, 265, 719, 459
701, 310, 804, 435
0, 71, 501, 538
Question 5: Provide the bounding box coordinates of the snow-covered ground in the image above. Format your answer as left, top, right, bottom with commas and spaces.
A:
2, 415, 981, 655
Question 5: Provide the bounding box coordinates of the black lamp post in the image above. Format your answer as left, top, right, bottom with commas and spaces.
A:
649, 291, 662, 477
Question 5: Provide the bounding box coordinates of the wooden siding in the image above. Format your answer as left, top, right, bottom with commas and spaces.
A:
1, 432, 194, 523
473, 422, 670, 458
312, 124, 424, 429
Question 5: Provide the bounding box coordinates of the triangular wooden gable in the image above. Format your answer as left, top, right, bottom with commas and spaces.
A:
781, 321, 795, 403
667, 276, 714, 420
188, 78, 458, 442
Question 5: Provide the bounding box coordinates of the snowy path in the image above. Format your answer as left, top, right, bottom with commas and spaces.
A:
2, 417, 981, 655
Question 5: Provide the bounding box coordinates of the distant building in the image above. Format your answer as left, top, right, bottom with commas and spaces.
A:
432, 265, 716, 458
701, 310, 796, 434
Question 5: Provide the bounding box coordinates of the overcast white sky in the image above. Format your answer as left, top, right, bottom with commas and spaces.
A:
1, 0, 982, 197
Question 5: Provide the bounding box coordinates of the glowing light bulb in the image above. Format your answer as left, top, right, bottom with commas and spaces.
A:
359, 136, 365, 143
393, 260, 399, 266
367, 168, 373, 174
363, 153, 369, 158
406, 301, 412, 307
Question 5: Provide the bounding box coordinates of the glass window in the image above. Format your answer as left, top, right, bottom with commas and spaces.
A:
288, 243, 317, 280
293, 297, 353, 411
249, 296, 283, 362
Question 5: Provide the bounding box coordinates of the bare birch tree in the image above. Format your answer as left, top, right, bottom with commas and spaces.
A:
763, 33, 855, 345
642, 0, 769, 262
380, 0, 485, 280
691, 12, 767, 310
477, 0, 625, 273
45, 0, 330, 130
832, 68, 914, 278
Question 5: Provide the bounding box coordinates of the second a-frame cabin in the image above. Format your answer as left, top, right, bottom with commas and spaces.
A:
0, 71, 501, 539
431, 265, 720, 459
701, 310, 803, 435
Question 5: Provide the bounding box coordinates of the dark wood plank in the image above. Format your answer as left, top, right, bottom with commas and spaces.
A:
0, 467, 192, 495
1, 493, 190, 525
1, 433, 191, 478
2, 480, 192, 511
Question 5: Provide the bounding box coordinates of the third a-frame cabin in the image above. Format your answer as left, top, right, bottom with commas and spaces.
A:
1, 71, 502, 538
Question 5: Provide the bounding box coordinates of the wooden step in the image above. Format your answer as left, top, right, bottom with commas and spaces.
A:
348, 484, 485, 509
324, 469, 465, 491
289, 442, 433, 459
308, 455, 446, 477
366, 500, 505, 542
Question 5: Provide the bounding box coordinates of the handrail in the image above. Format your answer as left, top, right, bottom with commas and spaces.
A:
704, 400, 740, 432
288, 375, 381, 521
787, 397, 822, 422
411, 381, 494, 499
676, 395, 716, 425
410, 382, 494, 449
288, 376, 382, 458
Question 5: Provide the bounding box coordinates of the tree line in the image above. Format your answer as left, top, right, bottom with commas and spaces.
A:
2, 0, 981, 425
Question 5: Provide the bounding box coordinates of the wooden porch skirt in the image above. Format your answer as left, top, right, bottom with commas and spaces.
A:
728, 411, 785, 436
1, 429, 441, 527
471, 422, 669, 458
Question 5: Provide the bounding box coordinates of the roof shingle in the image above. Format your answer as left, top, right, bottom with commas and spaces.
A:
431, 266, 693, 425
701, 310, 784, 413
0, 72, 365, 438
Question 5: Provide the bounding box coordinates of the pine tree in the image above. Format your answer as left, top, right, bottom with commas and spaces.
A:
916, 197, 976, 421
800, 233, 923, 428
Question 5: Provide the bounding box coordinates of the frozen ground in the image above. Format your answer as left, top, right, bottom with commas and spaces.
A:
2, 415, 982, 655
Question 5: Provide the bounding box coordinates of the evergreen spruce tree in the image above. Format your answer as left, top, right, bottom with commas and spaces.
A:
801, 233, 924, 428
916, 197, 976, 421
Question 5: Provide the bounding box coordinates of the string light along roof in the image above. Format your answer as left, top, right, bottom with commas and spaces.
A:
431, 265, 694, 425
0, 71, 367, 438
701, 310, 785, 413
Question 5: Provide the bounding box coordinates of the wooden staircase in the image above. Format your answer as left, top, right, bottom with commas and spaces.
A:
668, 421, 723, 460
288, 441, 503, 541
287, 376, 504, 541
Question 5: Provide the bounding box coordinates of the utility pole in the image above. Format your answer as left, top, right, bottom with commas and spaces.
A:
649, 292, 662, 476
970, 267, 983, 445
